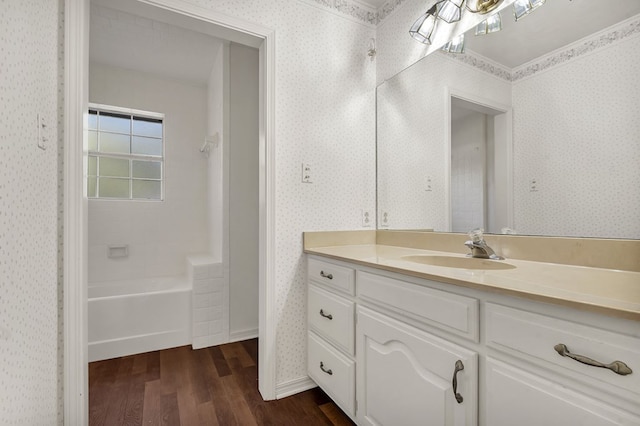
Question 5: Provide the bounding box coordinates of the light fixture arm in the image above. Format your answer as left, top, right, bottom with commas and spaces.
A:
466, 0, 503, 14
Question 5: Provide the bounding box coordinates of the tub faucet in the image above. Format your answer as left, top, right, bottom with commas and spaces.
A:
465, 229, 504, 260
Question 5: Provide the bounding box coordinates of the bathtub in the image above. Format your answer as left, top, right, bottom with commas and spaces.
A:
88, 276, 192, 362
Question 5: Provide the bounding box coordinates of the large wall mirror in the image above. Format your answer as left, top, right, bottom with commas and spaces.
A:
377, 0, 640, 239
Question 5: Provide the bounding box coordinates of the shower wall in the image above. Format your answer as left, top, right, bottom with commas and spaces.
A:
228, 43, 259, 338
202, 41, 260, 341
88, 62, 209, 283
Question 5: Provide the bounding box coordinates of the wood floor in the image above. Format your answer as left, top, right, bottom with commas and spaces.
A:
89, 339, 355, 425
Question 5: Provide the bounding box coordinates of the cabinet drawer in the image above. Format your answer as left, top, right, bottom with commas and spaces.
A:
357, 271, 479, 341
308, 257, 355, 296
486, 303, 640, 398
308, 284, 355, 355
308, 331, 355, 417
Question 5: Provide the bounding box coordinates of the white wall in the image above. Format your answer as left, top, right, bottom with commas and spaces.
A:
0, 0, 61, 423
207, 43, 227, 263
88, 62, 210, 282
228, 42, 260, 338
451, 109, 487, 233
512, 32, 640, 239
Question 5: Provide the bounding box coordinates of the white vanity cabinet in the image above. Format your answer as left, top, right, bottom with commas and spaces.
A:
485, 358, 639, 426
307, 258, 356, 420
306, 255, 640, 425
356, 306, 477, 426
355, 270, 480, 425
484, 303, 640, 426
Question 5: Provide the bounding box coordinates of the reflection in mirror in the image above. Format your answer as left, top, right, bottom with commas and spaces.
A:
377, 0, 640, 239
449, 95, 511, 234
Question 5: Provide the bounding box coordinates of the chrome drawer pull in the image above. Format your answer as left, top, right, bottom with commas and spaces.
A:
320, 271, 333, 280
452, 360, 464, 404
320, 361, 333, 375
554, 344, 633, 376
319, 309, 333, 320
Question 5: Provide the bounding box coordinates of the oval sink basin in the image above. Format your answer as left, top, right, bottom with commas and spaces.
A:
402, 255, 516, 270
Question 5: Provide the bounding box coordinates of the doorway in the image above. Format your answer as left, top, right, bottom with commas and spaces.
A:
445, 89, 513, 234
64, 1, 276, 423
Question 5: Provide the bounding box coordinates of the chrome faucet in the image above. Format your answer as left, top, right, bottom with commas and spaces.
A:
465, 229, 504, 260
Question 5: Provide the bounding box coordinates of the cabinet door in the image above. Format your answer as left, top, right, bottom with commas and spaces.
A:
485, 358, 640, 426
356, 306, 477, 426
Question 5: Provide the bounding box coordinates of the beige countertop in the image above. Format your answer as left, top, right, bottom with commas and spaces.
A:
304, 243, 640, 321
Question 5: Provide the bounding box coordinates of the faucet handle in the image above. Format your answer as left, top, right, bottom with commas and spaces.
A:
468, 228, 485, 243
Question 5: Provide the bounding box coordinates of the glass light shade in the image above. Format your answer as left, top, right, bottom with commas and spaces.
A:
442, 33, 465, 54
409, 8, 438, 44
437, 0, 464, 23
475, 12, 502, 35
514, 0, 546, 21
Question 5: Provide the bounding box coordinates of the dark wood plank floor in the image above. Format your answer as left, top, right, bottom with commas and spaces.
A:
89, 339, 355, 425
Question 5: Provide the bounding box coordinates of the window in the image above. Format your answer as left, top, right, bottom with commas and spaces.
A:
87, 105, 164, 200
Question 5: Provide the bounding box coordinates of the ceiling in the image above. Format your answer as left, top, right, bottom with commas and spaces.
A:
90, 4, 225, 85
356, 0, 388, 9
89, 0, 640, 80
465, 0, 640, 69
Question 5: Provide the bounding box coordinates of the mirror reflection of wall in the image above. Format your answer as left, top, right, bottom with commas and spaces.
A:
377, 2, 640, 239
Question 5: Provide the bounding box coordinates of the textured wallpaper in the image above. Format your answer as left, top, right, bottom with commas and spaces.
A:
512, 31, 640, 239
0, 0, 62, 423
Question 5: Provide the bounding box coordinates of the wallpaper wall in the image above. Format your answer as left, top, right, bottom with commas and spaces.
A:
0, 0, 62, 423
512, 28, 640, 239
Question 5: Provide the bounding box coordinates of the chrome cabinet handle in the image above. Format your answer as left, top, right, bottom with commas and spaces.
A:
320, 271, 333, 280
452, 360, 464, 404
320, 361, 333, 375
554, 344, 633, 376
319, 309, 333, 320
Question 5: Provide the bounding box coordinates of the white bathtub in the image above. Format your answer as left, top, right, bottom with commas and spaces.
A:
88, 276, 192, 362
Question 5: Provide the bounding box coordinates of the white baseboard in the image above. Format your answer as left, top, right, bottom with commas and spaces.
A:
228, 327, 258, 343
89, 330, 190, 362
275, 375, 317, 399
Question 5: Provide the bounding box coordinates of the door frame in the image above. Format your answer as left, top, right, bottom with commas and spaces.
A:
444, 86, 513, 233
63, 0, 277, 423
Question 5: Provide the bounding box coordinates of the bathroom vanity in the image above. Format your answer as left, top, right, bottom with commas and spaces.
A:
304, 231, 640, 426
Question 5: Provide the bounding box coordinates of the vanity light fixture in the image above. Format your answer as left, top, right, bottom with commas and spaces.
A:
441, 33, 465, 53
475, 12, 502, 35
409, 0, 504, 45
409, 3, 440, 44
513, 0, 545, 21
466, 0, 502, 14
